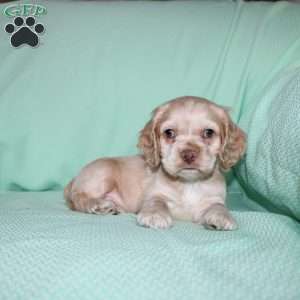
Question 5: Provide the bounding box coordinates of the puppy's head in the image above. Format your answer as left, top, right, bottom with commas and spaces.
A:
138, 96, 246, 181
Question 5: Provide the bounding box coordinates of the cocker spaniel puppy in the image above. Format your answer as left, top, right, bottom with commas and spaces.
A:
64, 96, 246, 230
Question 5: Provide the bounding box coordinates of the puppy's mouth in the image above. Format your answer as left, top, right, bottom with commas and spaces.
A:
178, 164, 201, 172
177, 168, 201, 181
177, 166, 214, 181
179, 168, 200, 174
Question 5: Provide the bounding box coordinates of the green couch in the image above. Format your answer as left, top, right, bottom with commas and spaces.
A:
0, 1, 299, 299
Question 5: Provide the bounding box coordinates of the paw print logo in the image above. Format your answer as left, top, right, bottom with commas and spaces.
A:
5, 16, 45, 48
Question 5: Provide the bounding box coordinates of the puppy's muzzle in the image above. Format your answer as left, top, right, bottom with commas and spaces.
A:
180, 148, 200, 165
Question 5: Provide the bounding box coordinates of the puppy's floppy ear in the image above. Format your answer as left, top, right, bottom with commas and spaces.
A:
218, 111, 246, 171
138, 106, 165, 169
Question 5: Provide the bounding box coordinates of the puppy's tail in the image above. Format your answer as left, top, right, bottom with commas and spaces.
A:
64, 179, 75, 210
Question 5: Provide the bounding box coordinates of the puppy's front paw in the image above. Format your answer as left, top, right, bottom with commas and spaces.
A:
137, 211, 173, 229
202, 205, 238, 231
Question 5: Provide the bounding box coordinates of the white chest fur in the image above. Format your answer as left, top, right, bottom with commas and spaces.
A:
167, 180, 226, 222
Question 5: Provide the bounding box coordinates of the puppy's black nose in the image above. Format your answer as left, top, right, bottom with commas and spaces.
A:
180, 149, 199, 164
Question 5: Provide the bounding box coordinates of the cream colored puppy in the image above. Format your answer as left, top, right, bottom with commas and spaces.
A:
64, 96, 246, 230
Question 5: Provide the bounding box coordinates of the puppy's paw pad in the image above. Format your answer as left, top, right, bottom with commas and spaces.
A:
137, 212, 172, 229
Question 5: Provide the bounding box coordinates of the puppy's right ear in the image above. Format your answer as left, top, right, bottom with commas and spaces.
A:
218, 112, 247, 171
138, 115, 161, 169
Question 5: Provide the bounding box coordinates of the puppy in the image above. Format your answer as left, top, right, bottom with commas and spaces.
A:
64, 96, 246, 230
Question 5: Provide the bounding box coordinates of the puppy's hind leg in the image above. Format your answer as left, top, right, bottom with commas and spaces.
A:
89, 190, 124, 215
65, 179, 123, 215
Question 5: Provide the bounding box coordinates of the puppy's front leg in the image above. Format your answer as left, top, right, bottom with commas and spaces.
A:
201, 203, 237, 231
137, 196, 173, 229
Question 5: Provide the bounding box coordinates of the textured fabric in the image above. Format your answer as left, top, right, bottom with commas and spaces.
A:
237, 69, 300, 221
1, 1, 300, 190
0, 191, 299, 300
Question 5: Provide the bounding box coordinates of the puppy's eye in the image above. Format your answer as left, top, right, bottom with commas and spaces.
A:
164, 129, 176, 139
203, 128, 215, 139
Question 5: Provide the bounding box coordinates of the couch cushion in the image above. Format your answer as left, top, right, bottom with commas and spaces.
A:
237, 68, 300, 221
1, 1, 300, 191
0, 191, 299, 300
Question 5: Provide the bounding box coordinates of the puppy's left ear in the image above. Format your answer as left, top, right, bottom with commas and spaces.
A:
218, 112, 247, 171
137, 108, 162, 169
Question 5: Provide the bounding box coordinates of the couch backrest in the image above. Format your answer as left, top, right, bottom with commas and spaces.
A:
1, 0, 300, 191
